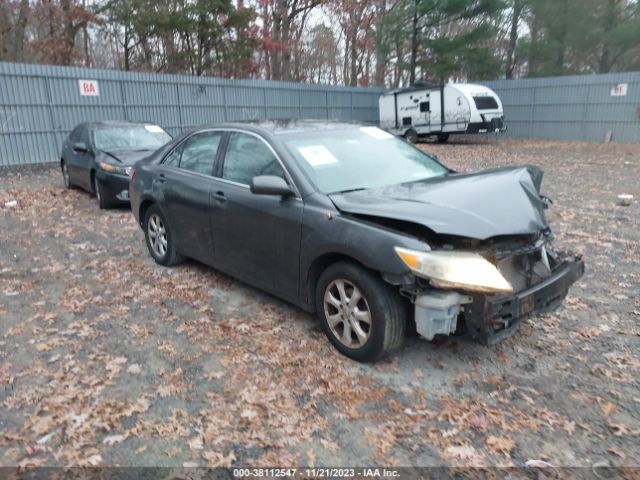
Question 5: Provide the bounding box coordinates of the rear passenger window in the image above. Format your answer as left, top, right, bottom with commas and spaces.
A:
221, 132, 285, 185
163, 132, 222, 175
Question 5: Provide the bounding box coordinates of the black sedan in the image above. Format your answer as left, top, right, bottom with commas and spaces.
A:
60, 121, 171, 208
129, 121, 584, 362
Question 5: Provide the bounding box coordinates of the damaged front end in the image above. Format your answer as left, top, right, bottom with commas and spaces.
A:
397, 233, 584, 344
460, 238, 584, 344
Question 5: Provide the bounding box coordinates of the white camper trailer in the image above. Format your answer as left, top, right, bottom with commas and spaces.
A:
378, 81, 506, 143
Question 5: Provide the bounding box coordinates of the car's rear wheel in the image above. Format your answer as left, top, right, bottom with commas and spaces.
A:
437, 133, 450, 143
316, 262, 406, 362
144, 205, 183, 266
61, 161, 72, 189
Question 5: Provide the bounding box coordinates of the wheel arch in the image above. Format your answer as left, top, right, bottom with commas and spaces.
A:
138, 198, 155, 227
306, 252, 370, 313
90, 168, 97, 193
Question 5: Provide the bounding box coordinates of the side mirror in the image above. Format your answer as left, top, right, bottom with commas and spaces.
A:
72, 141, 89, 153
250, 175, 293, 197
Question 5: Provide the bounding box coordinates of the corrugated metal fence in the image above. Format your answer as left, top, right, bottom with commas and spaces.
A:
485, 72, 640, 144
0, 62, 385, 166
1, 62, 639, 165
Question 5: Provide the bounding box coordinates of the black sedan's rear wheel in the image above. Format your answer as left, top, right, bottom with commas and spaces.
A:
316, 262, 406, 362
144, 205, 183, 266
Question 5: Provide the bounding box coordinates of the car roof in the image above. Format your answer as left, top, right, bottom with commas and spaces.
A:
83, 120, 161, 129
210, 119, 371, 135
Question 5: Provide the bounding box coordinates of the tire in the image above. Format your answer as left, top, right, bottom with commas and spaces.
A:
143, 204, 183, 266
404, 129, 418, 144
315, 262, 406, 362
437, 133, 450, 143
61, 160, 72, 189
94, 175, 113, 209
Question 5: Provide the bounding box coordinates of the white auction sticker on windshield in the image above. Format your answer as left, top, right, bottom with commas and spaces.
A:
145, 125, 164, 133
298, 145, 339, 167
360, 126, 393, 140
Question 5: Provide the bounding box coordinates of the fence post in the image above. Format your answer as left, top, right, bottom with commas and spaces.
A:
350, 91, 354, 120
263, 87, 268, 119
221, 84, 228, 121
326, 90, 329, 119
119, 79, 128, 120
43, 75, 57, 163
529, 86, 536, 138
176, 83, 183, 131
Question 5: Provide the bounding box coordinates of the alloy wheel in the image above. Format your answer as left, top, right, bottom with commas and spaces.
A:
323, 279, 372, 348
147, 214, 168, 258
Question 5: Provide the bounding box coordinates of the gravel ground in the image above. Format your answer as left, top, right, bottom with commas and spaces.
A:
0, 137, 639, 469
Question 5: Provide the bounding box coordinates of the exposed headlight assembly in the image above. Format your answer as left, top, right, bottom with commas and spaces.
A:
99, 162, 131, 176
394, 247, 513, 294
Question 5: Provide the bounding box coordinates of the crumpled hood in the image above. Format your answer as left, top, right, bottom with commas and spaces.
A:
329, 166, 549, 241
100, 149, 156, 166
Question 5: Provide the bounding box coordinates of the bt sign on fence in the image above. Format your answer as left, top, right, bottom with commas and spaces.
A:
78, 79, 100, 96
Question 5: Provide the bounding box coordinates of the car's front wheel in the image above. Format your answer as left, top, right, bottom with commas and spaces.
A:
143, 205, 183, 266
94, 176, 113, 209
316, 262, 406, 362
61, 160, 72, 189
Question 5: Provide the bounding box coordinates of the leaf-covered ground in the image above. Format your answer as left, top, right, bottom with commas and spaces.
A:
0, 138, 639, 468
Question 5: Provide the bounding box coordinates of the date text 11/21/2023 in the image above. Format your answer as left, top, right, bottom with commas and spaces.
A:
232, 468, 400, 478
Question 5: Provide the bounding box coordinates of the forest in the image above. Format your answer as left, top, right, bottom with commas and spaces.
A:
1, 0, 639, 86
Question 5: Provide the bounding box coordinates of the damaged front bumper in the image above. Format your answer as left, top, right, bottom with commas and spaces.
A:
412, 254, 584, 344
464, 255, 585, 344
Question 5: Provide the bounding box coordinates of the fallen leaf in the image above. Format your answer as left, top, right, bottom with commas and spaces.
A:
188, 437, 204, 451
307, 449, 316, 466
601, 400, 618, 418
127, 364, 141, 374
320, 438, 339, 452
202, 450, 236, 467
241, 409, 258, 419
102, 434, 127, 446
607, 447, 626, 459
486, 435, 515, 456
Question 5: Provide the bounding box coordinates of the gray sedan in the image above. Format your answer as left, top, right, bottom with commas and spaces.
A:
129, 120, 583, 362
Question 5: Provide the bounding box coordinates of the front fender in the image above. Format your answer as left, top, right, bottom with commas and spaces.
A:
299, 199, 428, 307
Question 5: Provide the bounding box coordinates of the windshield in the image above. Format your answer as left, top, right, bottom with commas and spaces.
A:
473, 96, 499, 110
281, 126, 448, 193
94, 125, 171, 151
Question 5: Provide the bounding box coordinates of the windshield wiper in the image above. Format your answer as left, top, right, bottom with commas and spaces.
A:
332, 187, 368, 194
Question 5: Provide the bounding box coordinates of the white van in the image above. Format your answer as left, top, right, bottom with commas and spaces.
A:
379, 81, 506, 142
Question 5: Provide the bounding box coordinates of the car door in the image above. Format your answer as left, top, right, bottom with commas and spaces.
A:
65, 125, 93, 189
210, 131, 303, 300
157, 131, 224, 264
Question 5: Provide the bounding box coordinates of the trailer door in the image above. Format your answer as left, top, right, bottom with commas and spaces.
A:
429, 89, 442, 132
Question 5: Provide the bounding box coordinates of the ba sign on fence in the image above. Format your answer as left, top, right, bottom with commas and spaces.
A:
610, 83, 628, 97
78, 79, 99, 96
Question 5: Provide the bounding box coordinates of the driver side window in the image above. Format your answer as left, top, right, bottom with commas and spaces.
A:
221, 132, 285, 185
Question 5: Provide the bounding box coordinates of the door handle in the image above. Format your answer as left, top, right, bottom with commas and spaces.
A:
157, 173, 166, 183
211, 190, 226, 202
